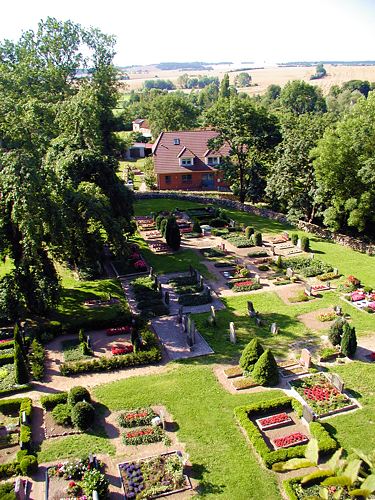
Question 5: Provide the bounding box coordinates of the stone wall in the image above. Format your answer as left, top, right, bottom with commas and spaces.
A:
134, 192, 375, 255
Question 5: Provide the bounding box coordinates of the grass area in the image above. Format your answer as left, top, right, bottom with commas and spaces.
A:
325, 361, 375, 455
0, 258, 13, 279
118, 159, 146, 190
51, 264, 128, 326
131, 233, 212, 278
61, 339, 92, 362
93, 365, 281, 500
134, 198, 204, 216
193, 290, 375, 360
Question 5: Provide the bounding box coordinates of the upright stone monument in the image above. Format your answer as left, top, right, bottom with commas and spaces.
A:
247, 301, 256, 318
286, 267, 294, 279
270, 323, 279, 335
229, 322, 237, 344
300, 348, 311, 369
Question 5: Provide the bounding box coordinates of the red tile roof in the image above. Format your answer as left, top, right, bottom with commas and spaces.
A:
153, 130, 230, 174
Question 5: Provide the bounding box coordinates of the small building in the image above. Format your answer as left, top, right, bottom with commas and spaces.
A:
152, 130, 230, 191
132, 119, 152, 138
125, 142, 153, 160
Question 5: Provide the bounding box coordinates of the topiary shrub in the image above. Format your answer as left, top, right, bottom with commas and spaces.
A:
40, 392, 68, 411
155, 215, 164, 230
68, 386, 91, 406
71, 401, 95, 430
275, 255, 283, 268
210, 217, 227, 228
165, 218, 181, 250
14, 340, 29, 385
252, 349, 279, 386
300, 235, 310, 252
51, 403, 72, 427
252, 232, 262, 247
78, 329, 86, 343
340, 323, 357, 358
0, 481, 17, 499
19, 455, 38, 476
192, 220, 202, 234
160, 218, 168, 238
239, 339, 264, 372
245, 226, 254, 239
291, 233, 298, 246
328, 317, 346, 346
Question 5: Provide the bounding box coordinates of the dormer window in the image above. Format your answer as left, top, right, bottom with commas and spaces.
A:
174, 138, 180, 145
207, 156, 220, 166
181, 157, 193, 166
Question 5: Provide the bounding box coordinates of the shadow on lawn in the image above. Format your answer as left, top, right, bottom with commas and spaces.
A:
188, 463, 226, 497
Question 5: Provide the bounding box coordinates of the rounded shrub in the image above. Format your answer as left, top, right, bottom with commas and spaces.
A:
192, 220, 202, 234
51, 403, 72, 427
252, 349, 279, 386
300, 235, 310, 252
245, 226, 254, 239
71, 401, 95, 430
165, 218, 181, 250
68, 386, 91, 406
329, 317, 346, 346
252, 232, 262, 247
155, 215, 164, 230
160, 218, 168, 237
19, 455, 38, 476
291, 233, 298, 246
210, 217, 227, 228
239, 339, 264, 372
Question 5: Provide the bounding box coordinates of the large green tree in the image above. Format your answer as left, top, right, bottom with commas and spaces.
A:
205, 97, 281, 203
313, 91, 375, 236
280, 80, 327, 115
148, 93, 199, 136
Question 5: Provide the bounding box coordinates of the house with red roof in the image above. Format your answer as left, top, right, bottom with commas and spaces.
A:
152, 130, 230, 191
132, 118, 152, 138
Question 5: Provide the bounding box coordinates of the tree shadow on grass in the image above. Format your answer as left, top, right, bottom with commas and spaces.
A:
188, 463, 225, 497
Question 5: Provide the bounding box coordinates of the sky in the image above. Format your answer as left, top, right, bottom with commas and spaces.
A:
1, 0, 374, 66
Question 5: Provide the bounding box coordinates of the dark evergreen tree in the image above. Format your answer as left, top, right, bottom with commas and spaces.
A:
165, 218, 181, 250
219, 74, 230, 98
329, 317, 346, 346
340, 323, 357, 358
252, 349, 279, 386
14, 338, 29, 384
239, 338, 264, 372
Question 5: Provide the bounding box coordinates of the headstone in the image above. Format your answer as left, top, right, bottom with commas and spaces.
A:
159, 409, 166, 429
187, 316, 196, 346
229, 322, 236, 344
286, 267, 294, 278
154, 275, 159, 288
270, 244, 275, 256
151, 416, 161, 427
157, 282, 162, 294
300, 348, 312, 369
199, 275, 204, 289
305, 283, 312, 296
177, 306, 183, 325
297, 238, 302, 249
310, 253, 315, 259
164, 291, 170, 305
329, 373, 344, 392
14, 478, 25, 500
333, 268, 338, 276
334, 305, 342, 316
182, 314, 188, 333
247, 301, 255, 316
255, 316, 262, 327
86, 335, 91, 348
302, 404, 315, 423
149, 266, 154, 278
21, 411, 27, 424
221, 243, 226, 252
210, 305, 216, 324
254, 274, 260, 284
270, 323, 279, 335
327, 281, 331, 289
229, 218, 236, 228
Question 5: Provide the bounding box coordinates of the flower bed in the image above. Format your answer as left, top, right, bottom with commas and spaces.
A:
106, 325, 132, 336
311, 284, 330, 292
290, 374, 355, 417
119, 451, 190, 500
273, 432, 309, 449
118, 407, 156, 427
224, 366, 243, 379
317, 312, 337, 322
122, 425, 166, 446
231, 280, 262, 292
256, 412, 293, 430
111, 344, 134, 355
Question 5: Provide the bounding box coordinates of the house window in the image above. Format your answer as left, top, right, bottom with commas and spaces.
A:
181, 158, 193, 166
173, 138, 180, 145
165, 175, 171, 184
182, 174, 192, 183
207, 156, 220, 165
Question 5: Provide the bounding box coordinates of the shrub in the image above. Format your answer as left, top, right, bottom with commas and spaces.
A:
291, 233, 298, 246
155, 215, 164, 230
252, 232, 263, 246
40, 392, 68, 411
275, 255, 283, 268
0, 462, 20, 480
300, 236, 310, 251
248, 250, 268, 258
51, 403, 72, 427
160, 218, 168, 237
318, 271, 341, 281
14, 340, 29, 385
239, 339, 264, 372
19, 425, 31, 449
81, 469, 109, 499
68, 386, 91, 406
71, 401, 95, 430
30, 339, 45, 381
210, 217, 227, 228
192, 220, 202, 234
0, 340, 14, 350
245, 226, 254, 239
289, 290, 310, 303
340, 323, 357, 358
78, 329, 86, 343
178, 291, 212, 306
328, 317, 346, 346
257, 264, 269, 271
252, 349, 279, 386
19, 455, 38, 476
300, 469, 335, 487
165, 218, 181, 250
0, 481, 16, 499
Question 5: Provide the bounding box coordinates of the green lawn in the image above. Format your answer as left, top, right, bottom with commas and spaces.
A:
51, 264, 128, 326
93, 365, 281, 500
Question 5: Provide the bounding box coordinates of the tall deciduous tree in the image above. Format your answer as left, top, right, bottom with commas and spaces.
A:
148, 93, 199, 137
280, 80, 327, 115
205, 97, 280, 203
219, 73, 230, 98
313, 91, 375, 236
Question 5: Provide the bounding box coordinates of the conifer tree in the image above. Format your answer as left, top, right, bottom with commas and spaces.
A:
252, 349, 279, 386
239, 339, 264, 372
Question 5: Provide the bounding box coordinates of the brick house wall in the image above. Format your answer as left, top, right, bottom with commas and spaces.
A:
157, 171, 226, 190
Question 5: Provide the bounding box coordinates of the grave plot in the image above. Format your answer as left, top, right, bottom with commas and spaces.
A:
234, 396, 337, 468
118, 407, 170, 447
169, 270, 212, 307
289, 373, 358, 418
118, 451, 191, 500
278, 349, 312, 378
47, 455, 109, 500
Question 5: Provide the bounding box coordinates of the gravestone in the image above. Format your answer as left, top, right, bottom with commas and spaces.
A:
187, 316, 196, 346
310, 253, 315, 259
329, 373, 344, 392
157, 282, 162, 294
182, 314, 188, 333
199, 275, 204, 289
87, 336, 91, 349
333, 268, 338, 276
302, 404, 315, 423
15, 478, 25, 500
255, 316, 262, 327
177, 306, 183, 325
210, 305, 216, 325
164, 291, 170, 305
270, 323, 279, 335
21, 411, 27, 424
305, 283, 312, 297
221, 243, 226, 252
270, 244, 275, 256
149, 266, 154, 278
154, 275, 159, 288
286, 267, 294, 278
297, 238, 302, 249
254, 274, 260, 284
229, 322, 236, 344
247, 301, 256, 318
300, 348, 312, 369
204, 285, 212, 299
160, 409, 166, 430
229, 218, 236, 228
334, 305, 342, 316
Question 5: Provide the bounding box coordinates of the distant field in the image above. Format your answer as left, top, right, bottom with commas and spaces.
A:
122, 64, 375, 95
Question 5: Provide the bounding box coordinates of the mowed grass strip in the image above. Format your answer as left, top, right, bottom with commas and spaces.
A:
94, 365, 282, 500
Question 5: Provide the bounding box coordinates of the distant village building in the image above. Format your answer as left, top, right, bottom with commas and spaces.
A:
152, 130, 230, 191
132, 119, 152, 138
124, 142, 153, 160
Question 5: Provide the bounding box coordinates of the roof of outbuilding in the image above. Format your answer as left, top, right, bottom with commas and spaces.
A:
153, 130, 229, 174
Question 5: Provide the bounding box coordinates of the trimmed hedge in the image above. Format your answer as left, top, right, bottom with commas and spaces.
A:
178, 292, 212, 306
0, 340, 14, 350
40, 392, 68, 411
283, 477, 302, 500
234, 396, 337, 468
283, 470, 335, 500
0, 352, 14, 367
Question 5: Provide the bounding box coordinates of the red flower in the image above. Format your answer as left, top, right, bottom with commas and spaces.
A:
69, 481, 76, 487
274, 432, 308, 448
233, 280, 254, 287
258, 413, 290, 427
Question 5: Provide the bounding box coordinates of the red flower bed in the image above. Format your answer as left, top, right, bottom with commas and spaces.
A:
134, 259, 147, 270
258, 413, 291, 428
273, 432, 308, 448
303, 384, 339, 402
233, 280, 254, 287
348, 275, 360, 286
312, 284, 330, 291
111, 344, 133, 355
126, 428, 154, 439
106, 326, 131, 336
351, 292, 366, 302
125, 411, 148, 420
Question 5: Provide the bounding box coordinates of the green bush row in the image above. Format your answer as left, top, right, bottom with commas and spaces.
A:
40, 392, 68, 411
0, 384, 32, 397
234, 396, 337, 468
178, 292, 212, 306
0, 352, 14, 366
0, 340, 14, 351
30, 339, 45, 381
283, 477, 302, 500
